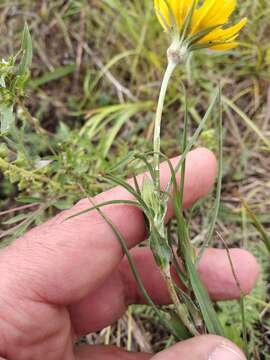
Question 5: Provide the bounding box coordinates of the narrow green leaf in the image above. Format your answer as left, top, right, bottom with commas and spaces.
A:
197, 85, 223, 261
167, 221, 189, 288
104, 174, 150, 215
53, 199, 74, 210
0, 105, 14, 134
165, 88, 219, 193
13, 220, 33, 238
64, 199, 139, 222
108, 151, 137, 173
134, 153, 156, 182
17, 23, 33, 75
219, 234, 249, 356
185, 254, 224, 336
17, 196, 42, 204
91, 50, 136, 90
102, 109, 134, 158
30, 64, 75, 88
223, 96, 270, 149
179, 83, 189, 212
175, 84, 193, 259
2, 213, 29, 225
242, 200, 270, 254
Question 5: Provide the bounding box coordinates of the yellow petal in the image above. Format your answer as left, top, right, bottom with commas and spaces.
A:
178, 0, 194, 23
191, 0, 237, 33
154, 0, 171, 30
200, 17, 247, 43
154, 0, 194, 30
210, 42, 238, 51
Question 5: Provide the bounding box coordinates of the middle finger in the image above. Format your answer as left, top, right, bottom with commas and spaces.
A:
69, 246, 258, 335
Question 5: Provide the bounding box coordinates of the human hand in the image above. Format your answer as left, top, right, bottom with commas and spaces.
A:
0, 148, 259, 360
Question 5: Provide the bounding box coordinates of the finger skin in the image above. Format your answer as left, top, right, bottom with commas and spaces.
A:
75, 346, 151, 360
152, 335, 245, 360
0, 148, 217, 306
69, 247, 259, 334
74, 336, 246, 360
197, 248, 259, 300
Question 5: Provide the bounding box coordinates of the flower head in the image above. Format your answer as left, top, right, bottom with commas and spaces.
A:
154, 0, 247, 53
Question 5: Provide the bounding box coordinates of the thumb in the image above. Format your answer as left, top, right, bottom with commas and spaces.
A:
152, 336, 246, 360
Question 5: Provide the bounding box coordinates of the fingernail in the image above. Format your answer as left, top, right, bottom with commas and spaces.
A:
209, 342, 246, 360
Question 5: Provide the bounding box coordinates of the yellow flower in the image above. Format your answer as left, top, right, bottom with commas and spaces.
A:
154, 0, 247, 52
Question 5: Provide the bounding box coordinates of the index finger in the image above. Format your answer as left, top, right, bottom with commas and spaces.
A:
1, 148, 217, 305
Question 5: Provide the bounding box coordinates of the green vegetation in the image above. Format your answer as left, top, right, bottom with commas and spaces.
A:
0, 0, 269, 357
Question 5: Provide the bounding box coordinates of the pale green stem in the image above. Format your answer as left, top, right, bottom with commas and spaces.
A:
153, 60, 177, 188
162, 266, 199, 336
152, 42, 196, 335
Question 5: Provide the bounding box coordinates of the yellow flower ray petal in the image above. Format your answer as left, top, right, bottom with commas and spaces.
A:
200, 17, 247, 44
154, 0, 171, 31
191, 0, 219, 32
210, 42, 238, 51
179, 0, 194, 26
155, 0, 196, 31
154, 0, 246, 52
191, 0, 236, 33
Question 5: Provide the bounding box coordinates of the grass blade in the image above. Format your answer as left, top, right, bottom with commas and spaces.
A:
223, 96, 270, 149
17, 23, 33, 75
197, 85, 223, 261
241, 199, 270, 254
166, 87, 220, 193
216, 232, 248, 357
104, 174, 150, 215
64, 199, 140, 222
185, 253, 224, 336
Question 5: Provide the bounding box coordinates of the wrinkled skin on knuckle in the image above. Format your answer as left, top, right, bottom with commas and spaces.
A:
0, 245, 73, 360
0, 288, 73, 360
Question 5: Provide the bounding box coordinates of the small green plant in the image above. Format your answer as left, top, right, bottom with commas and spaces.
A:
0, 23, 32, 134
0, 24, 151, 243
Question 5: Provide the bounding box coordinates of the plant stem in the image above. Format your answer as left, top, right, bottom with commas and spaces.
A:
153, 60, 176, 188
0, 157, 54, 185
179, 85, 188, 209
162, 266, 199, 336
